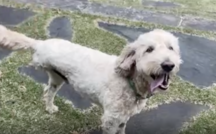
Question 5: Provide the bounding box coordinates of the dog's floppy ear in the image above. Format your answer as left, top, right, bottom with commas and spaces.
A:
115, 45, 136, 77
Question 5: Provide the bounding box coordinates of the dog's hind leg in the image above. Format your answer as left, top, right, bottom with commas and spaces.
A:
43, 70, 65, 114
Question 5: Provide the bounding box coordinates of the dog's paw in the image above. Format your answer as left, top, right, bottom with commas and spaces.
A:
46, 105, 59, 114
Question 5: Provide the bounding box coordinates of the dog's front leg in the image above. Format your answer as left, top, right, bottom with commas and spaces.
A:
101, 113, 128, 134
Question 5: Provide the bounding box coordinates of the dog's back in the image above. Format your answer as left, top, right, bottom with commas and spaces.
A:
33, 38, 117, 75
32, 38, 118, 100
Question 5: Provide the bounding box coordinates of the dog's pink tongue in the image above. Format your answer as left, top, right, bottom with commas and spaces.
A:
150, 76, 164, 92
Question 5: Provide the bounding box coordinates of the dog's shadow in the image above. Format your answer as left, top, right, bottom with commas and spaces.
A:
18, 66, 93, 110
88, 101, 207, 134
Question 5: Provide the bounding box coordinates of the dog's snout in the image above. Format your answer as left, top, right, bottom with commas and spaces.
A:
161, 61, 175, 72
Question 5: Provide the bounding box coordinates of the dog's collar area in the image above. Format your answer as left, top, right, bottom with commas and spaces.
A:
127, 79, 152, 101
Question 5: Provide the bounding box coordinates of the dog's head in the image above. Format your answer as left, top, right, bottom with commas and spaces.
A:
115, 29, 182, 94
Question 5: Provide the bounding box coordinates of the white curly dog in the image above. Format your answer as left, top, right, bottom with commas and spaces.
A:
0, 25, 182, 134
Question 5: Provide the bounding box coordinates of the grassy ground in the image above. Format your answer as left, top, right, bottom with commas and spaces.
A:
1, 0, 216, 134
90, 0, 216, 19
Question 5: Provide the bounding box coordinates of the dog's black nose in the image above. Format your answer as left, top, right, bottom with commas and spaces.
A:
161, 61, 175, 72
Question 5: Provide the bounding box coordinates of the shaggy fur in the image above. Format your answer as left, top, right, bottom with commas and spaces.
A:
0, 25, 182, 134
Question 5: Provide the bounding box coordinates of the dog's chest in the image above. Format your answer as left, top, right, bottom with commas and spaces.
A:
130, 99, 148, 115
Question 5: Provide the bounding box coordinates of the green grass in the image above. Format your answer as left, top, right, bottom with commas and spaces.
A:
90, 0, 216, 19
1, 0, 216, 134
90, 0, 142, 8
90, 0, 216, 12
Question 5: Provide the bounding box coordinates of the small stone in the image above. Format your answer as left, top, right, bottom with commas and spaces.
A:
0, 5, 35, 26
48, 16, 73, 41
6, 100, 16, 105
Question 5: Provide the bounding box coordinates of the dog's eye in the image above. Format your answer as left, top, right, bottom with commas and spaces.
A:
146, 46, 154, 53
169, 46, 173, 50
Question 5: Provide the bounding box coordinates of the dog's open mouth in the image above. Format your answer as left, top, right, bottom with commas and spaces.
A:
150, 74, 169, 92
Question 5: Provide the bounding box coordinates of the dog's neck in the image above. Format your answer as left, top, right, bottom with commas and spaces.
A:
127, 71, 152, 100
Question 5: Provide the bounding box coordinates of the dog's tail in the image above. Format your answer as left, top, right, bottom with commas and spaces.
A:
0, 25, 39, 51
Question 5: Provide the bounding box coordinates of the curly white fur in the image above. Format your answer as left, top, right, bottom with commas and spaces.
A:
0, 25, 182, 134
